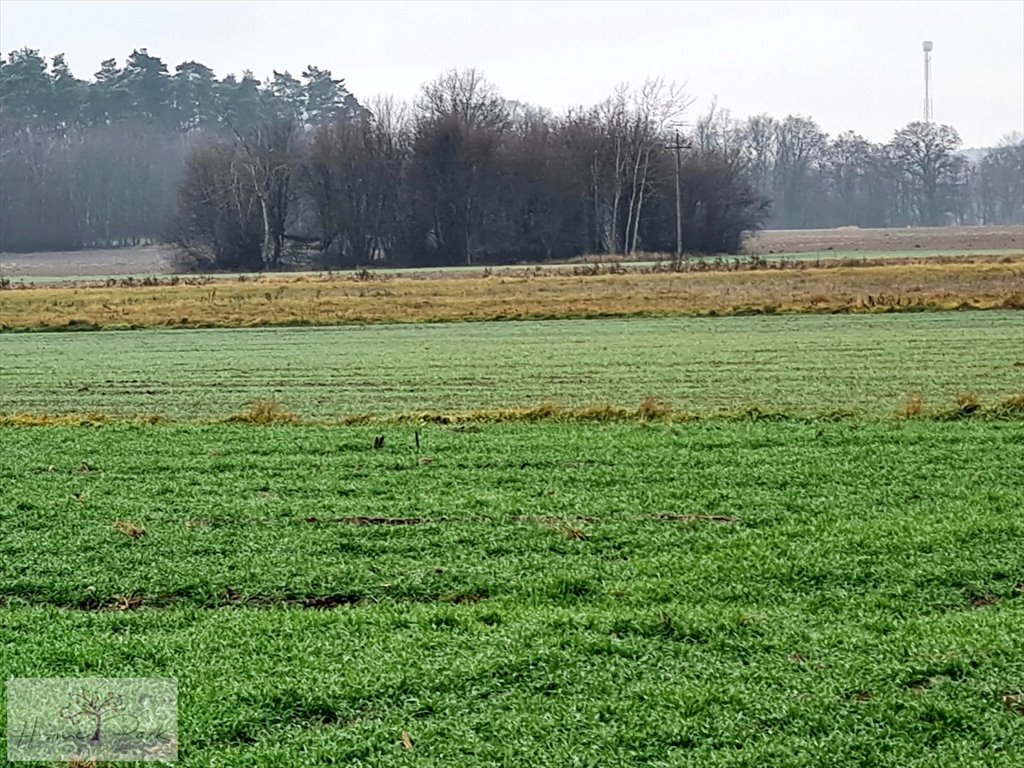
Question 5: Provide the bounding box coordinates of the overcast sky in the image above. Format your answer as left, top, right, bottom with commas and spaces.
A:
1, 0, 1021, 147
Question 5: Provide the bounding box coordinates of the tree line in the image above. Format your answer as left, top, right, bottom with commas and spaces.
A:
172, 71, 768, 269
696, 108, 1023, 231
2, 47, 1022, 267
0, 47, 359, 255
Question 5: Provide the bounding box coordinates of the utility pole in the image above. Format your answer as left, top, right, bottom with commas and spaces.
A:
666, 131, 692, 257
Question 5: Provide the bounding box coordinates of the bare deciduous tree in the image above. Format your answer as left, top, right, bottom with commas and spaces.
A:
60, 687, 125, 744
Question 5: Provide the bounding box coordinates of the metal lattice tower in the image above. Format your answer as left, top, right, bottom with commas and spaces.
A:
923, 41, 934, 122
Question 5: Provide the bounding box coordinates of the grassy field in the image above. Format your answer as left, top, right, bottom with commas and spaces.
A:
2, 303, 1023, 764
2, 421, 1023, 766
1, 312, 1022, 421
1, 259, 1021, 331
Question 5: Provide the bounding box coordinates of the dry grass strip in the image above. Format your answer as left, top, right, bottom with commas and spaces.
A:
1, 393, 1022, 427
1, 260, 1020, 331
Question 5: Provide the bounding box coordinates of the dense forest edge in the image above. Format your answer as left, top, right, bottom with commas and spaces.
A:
1, 48, 1022, 270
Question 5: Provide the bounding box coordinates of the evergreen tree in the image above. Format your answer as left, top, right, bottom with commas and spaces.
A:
303, 65, 361, 126
268, 70, 305, 125
216, 70, 263, 135
85, 58, 131, 124
49, 53, 85, 130
172, 60, 217, 132
0, 48, 51, 130
120, 48, 171, 125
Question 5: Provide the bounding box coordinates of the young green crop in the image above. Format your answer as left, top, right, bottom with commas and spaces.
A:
1, 312, 1021, 420
2, 421, 1022, 766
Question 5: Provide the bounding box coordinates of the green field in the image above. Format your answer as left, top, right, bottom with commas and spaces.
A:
2, 312, 1022, 420
2, 421, 1023, 766
2, 311, 1023, 765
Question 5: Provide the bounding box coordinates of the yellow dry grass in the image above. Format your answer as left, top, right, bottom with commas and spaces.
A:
2, 393, 1022, 427
113, 521, 147, 539
222, 399, 300, 424
1, 260, 1021, 331
898, 393, 927, 418
0, 412, 167, 427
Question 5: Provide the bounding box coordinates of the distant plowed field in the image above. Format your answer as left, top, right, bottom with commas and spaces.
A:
1, 226, 1021, 279
745, 225, 1023, 254
0, 244, 171, 278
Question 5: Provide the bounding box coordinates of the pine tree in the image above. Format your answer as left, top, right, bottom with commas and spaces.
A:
0, 48, 51, 130
49, 53, 85, 130
172, 60, 217, 132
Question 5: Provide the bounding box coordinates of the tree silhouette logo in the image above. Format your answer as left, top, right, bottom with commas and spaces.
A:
59, 687, 126, 745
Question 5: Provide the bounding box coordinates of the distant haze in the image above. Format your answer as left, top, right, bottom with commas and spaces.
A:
1, 0, 1022, 147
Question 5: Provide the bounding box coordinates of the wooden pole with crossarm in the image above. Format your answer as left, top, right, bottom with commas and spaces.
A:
666, 131, 692, 257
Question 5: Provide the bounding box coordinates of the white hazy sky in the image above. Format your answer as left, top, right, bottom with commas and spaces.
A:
2, 0, 1022, 147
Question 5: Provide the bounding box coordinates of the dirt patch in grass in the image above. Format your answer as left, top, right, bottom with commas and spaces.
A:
971, 594, 1001, 608
296, 594, 365, 609
68, 591, 368, 611
189, 513, 739, 530
113, 521, 147, 539
448, 593, 487, 604
73, 594, 147, 612
1003, 693, 1024, 716
55, 588, 490, 611
965, 583, 1023, 609
303, 515, 603, 527
649, 514, 740, 524
512, 515, 600, 525
303, 516, 432, 526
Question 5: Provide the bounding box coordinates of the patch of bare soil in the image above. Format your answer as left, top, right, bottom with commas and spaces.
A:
0, 245, 172, 278
302, 516, 431, 526
744, 226, 1024, 254
649, 514, 740, 524
4, 226, 1021, 279
55, 588, 490, 611
1003, 692, 1024, 716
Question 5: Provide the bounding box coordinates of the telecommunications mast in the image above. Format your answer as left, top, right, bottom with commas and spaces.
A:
922, 40, 934, 122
